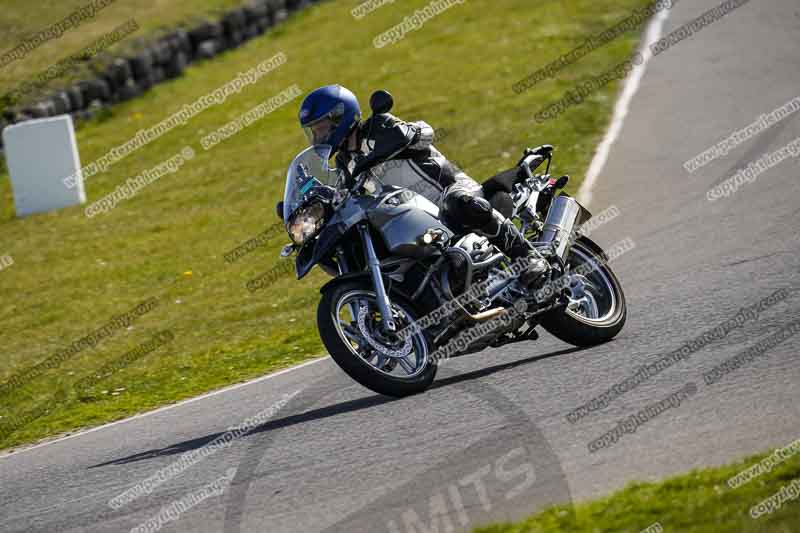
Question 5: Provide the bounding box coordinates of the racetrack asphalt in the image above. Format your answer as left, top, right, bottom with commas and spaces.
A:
1, 0, 799, 531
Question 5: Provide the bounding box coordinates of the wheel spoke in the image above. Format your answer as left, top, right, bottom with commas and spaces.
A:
584, 294, 600, 318
341, 326, 364, 346
581, 277, 603, 295
341, 323, 359, 335
347, 298, 368, 323
563, 244, 618, 323
397, 356, 416, 375
373, 353, 387, 371
334, 290, 429, 379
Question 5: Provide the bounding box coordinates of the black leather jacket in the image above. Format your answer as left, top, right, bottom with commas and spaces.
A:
333, 113, 531, 254
335, 113, 466, 201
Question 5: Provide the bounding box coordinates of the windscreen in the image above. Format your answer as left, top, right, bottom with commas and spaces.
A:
282, 145, 339, 224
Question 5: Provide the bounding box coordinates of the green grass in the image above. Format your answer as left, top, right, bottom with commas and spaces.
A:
0, 0, 245, 96
0, 0, 651, 451
475, 446, 800, 532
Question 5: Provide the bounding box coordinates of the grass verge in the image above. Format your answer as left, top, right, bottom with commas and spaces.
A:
476, 445, 800, 532
0, 0, 245, 95
0, 0, 651, 451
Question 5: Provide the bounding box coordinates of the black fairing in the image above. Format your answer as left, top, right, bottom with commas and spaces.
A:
295, 197, 365, 279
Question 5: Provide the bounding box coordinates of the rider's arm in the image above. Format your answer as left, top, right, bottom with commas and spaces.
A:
351, 114, 433, 178
409, 120, 434, 150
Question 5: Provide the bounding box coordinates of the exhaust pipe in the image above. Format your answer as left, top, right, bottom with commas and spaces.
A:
540, 195, 592, 260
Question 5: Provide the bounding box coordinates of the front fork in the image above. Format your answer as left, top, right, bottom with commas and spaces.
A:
357, 223, 397, 333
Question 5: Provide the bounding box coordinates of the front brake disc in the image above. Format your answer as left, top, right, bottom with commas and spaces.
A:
357, 303, 413, 358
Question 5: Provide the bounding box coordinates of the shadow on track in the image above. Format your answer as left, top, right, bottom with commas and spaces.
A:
90, 345, 585, 469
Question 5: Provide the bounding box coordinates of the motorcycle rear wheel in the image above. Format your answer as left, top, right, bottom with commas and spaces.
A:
540, 236, 627, 346
318, 280, 437, 397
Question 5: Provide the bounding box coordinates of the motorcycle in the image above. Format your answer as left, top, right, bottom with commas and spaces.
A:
276, 91, 626, 397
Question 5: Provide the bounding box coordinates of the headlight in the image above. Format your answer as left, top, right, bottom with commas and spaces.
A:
288, 203, 325, 245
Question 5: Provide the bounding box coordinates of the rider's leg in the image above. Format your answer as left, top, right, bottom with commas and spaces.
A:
441, 177, 549, 286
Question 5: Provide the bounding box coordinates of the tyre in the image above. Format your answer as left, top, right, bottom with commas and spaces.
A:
51, 91, 72, 114
65, 86, 84, 111
90, 78, 112, 103
268, 0, 289, 24
116, 79, 142, 102
189, 21, 221, 50
73, 109, 94, 122
196, 40, 220, 60
129, 51, 154, 80
137, 71, 155, 91
245, 2, 269, 23
21, 107, 38, 118
223, 7, 248, 30
318, 280, 437, 397
539, 236, 627, 346
244, 24, 260, 40
152, 66, 166, 83
287, 0, 311, 11
163, 51, 187, 79
109, 58, 133, 89
31, 99, 56, 117
226, 29, 244, 49
255, 16, 272, 33
150, 41, 172, 65
165, 30, 192, 57
222, 8, 247, 48
77, 80, 95, 104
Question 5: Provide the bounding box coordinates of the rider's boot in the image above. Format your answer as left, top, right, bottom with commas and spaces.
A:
484, 216, 550, 288
443, 187, 550, 288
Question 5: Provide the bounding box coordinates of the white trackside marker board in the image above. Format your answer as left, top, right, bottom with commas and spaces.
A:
2, 115, 85, 217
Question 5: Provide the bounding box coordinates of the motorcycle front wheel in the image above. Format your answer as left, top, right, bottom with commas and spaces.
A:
540, 236, 627, 346
318, 280, 437, 397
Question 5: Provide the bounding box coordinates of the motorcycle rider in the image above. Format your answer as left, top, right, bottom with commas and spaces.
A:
298, 85, 550, 287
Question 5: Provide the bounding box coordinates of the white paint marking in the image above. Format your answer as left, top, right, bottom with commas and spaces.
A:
0, 356, 328, 459
0, 7, 676, 463
577, 7, 673, 207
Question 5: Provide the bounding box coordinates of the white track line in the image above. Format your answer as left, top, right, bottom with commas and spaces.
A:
0, 10, 674, 462
0, 356, 328, 459
577, 7, 673, 207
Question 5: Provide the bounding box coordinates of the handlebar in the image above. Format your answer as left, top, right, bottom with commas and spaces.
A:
518, 144, 553, 179
520, 154, 544, 180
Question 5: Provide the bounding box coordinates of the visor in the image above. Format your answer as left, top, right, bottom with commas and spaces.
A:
303, 116, 338, 146
301, 102, 346, 147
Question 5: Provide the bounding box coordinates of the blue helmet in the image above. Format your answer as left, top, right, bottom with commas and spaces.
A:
298, 85, 361, 153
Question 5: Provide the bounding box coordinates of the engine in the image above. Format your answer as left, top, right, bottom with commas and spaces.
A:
454, 233, 494, 262
444, 233, 495, 296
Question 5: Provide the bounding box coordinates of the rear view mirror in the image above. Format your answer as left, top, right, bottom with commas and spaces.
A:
369, 90, 394, 114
